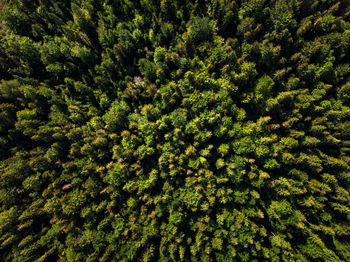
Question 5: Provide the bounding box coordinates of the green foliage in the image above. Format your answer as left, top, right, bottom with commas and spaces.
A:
103, 100, 130, 131
255, 75, 274, 102
187, 17, 216, 45
0, 0, 350, 261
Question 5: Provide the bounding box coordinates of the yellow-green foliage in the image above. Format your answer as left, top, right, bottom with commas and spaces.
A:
0, 0, 350, 261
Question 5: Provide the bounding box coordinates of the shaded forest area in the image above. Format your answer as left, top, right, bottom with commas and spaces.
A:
1, 0, 350, 261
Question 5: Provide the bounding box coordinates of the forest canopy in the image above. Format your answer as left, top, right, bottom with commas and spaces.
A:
1, 0, 350, 261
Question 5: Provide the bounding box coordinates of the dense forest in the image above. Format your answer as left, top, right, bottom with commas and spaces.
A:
0, 0, 350, 261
